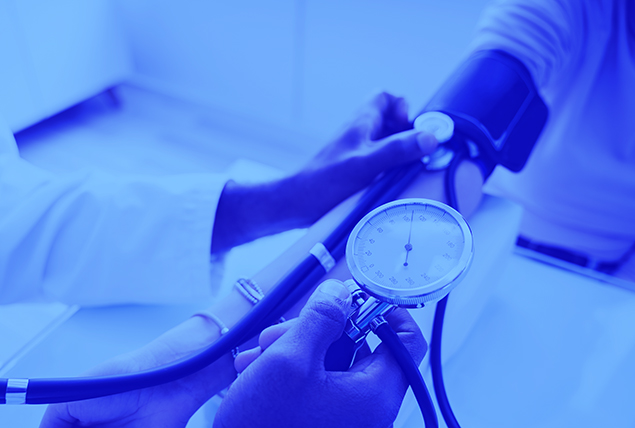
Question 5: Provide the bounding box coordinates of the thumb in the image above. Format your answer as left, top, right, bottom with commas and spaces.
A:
366, 130, 438, 174
40, 404, 76, 428
288, 280, 352, 360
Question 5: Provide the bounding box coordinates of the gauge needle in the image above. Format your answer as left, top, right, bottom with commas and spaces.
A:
404, 210, 414, 266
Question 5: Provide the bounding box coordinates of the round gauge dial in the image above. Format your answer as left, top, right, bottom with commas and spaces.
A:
346, 198, 473, 308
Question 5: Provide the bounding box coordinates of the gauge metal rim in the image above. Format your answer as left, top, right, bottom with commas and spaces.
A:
346, 198, 473, 308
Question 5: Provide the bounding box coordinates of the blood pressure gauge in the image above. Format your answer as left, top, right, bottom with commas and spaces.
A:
335, 198, 473, 359
347, 198, 472, 307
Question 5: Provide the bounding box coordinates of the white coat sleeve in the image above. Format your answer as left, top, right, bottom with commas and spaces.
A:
0, 124, 228, 306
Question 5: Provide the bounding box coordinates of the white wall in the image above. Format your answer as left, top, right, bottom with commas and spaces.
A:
0, 1, 493, 143
114, 0, 493, 145
300, 1, 491, 136
0, 0, 132, 132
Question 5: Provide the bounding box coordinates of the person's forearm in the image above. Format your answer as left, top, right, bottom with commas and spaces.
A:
142, 159, 483, 400
211, 178, 304, 253
399, 160, 484, 216
134, 190, 364, 402
210, 188, 363, 338
210, 159, 484, 335
211, 125, 441, 254
215, 159, 483, 323
211, 168, 372, 254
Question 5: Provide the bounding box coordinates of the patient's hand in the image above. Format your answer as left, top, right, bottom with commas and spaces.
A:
296, 92, 436, 223
212, 92, 438, 252
213, 280, 427, 428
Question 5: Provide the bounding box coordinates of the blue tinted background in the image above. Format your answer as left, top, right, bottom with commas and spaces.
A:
2, 2, 635, 428
1, 0, 491, 145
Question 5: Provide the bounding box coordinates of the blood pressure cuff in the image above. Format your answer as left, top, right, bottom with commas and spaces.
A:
421, 49, 548, 178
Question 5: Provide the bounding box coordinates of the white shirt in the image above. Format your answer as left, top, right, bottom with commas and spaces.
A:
474, 0, 635, 261
0, 120, 227, 306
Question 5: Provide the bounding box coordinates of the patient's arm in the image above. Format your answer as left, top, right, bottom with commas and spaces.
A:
255, 159, 483, 313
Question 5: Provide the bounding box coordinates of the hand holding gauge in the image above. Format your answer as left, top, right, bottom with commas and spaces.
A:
325, 198, 473, 371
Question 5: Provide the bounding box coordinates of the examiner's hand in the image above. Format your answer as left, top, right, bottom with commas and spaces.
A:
213, 279, 427, 428
212, 92, 438, 252
39, 314, 235, 428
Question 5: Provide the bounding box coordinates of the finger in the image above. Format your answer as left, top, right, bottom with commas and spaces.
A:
277, 280, 352, 363
39, 404, 77, 428
371, 95, 412, 140
350, 92, 401, 143
348, 110, 382, 144
374, 308, 427, 365
369, 91, 394, 110
234, 346, 262, 373
346, 309, 426, 376
346, 341, 413, 414
353, 340, 372, 361
258, 319, 297, 351
362, 130, 438, 175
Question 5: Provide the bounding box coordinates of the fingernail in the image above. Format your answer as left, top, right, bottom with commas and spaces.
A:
318, 280, 350, 301
417, 133, 438, 153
